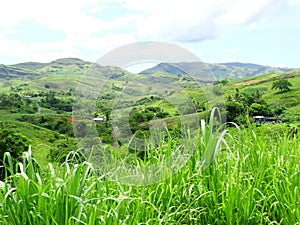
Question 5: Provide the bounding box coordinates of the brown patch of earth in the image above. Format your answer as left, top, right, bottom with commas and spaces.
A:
233, 79, 260, 86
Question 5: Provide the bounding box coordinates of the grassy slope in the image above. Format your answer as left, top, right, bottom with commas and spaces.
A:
228, 70, 300, 115
0, 62, 300, 224
1, 61, 300, 166
140, 61, 294, 80
0, 120, 60, 166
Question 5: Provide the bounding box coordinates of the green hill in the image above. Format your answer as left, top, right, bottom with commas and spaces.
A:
1, 59, 300, 225
140, 61, 294, 80
1, 58, 300, 165
0, 64, 40, 79
228, 69, 300, 117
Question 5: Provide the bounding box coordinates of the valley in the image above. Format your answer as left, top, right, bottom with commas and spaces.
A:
0, 58, 299, 224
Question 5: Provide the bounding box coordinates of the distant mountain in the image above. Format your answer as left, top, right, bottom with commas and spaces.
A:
10, 58, 91, 70
0, 64, 39, 79
140, 63, 188, 76
0, 58, 134, 92
10, 62, 47, 70
0, 58, 296, 85
0, 58, 92, 80
140, 62, 295, 80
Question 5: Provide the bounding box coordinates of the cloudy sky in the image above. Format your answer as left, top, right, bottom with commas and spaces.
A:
0, 0, 300, 68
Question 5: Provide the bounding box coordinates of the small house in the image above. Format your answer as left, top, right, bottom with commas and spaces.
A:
253, 116, 267, 123
92, 117, 104, 123
253, 116, 282, 123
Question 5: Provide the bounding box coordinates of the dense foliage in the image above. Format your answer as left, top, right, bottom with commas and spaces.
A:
272, 78, 292, 92
0, 123, 299, 224
223, 89, 286, 124
0, 59, 300, 224
0, 122, 29, 179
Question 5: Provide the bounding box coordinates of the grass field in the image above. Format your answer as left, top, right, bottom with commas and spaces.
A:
0, 120, 299, 224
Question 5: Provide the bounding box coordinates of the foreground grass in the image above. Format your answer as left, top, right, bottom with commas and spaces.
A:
0, 123, 299, 224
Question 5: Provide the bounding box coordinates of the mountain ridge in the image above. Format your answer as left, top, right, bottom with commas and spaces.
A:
0, 58, 297, 81
140, 61, 294, 80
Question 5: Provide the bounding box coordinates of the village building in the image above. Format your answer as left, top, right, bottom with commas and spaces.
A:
92, 117, 105, 123
253, 116, 282, 123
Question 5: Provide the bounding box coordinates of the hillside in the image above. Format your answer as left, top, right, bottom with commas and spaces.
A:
0, 58, 213, 94
1, 58, 300, 166
0, 64, 40, 79
1, 61, 299, 224
11, 58, 91, 69
223, 69, 300, 120
140, 61, 294, 80
1, 58, 295, 84
1, 58, 299, 121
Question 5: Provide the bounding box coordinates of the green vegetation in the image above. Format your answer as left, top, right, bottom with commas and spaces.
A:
272, 78, 292, 92
0, 122, 29, 179
220, 88, 285, 123
0, 122, 299, 224
0, 59, 300, 224
229, 70, 300, 121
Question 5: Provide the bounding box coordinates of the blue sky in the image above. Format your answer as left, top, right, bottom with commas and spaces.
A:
0, 0, 300, 69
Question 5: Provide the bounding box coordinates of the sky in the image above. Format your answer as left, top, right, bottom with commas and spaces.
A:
0, 0, 300, 69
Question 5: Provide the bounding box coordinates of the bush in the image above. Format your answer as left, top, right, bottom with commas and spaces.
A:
48, 139, 83, 163
0, 126, 29, 179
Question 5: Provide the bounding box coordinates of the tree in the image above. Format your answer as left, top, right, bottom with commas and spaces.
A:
249, 103, 269, 116
219, 79, 229, 85
48, 138, 83, 163
0, 127, 29, 179
0, 129, 29, 160
272, 79, 292, 92
97, 102, 112, 122
213, 79, 229, 86
225, 101, 245, 122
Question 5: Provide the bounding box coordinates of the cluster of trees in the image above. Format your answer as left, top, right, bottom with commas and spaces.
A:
0, 93, 38, 113
40, 91, 73, 112
0, 90, 75, 114
0, 121, 29, 179
93, 105, 171, 145
129, 106, 170, 134
47, 138, 83, 163
223, 89, 286, 124
0, 119, 81, 167
18, 115, 74, 137
95, 122, 114, 144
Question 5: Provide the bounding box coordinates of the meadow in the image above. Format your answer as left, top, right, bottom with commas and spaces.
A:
0, 119, 299, 224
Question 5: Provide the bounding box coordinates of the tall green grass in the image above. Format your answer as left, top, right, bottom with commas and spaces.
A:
0, 123, 299, 224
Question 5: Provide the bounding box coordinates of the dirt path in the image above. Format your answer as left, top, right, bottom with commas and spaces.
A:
233, 79, 260, 86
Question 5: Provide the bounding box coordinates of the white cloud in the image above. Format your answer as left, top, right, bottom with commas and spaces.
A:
0, 0, 292, 63
215, 0, 277, 28
0, 0, 139, 63
0, 29, 136, 64
0, 34, 51, 62
0, 36, 74, 63
121, 0, 282, 42
121, 0, 229, 41
70, 32, 136, 51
